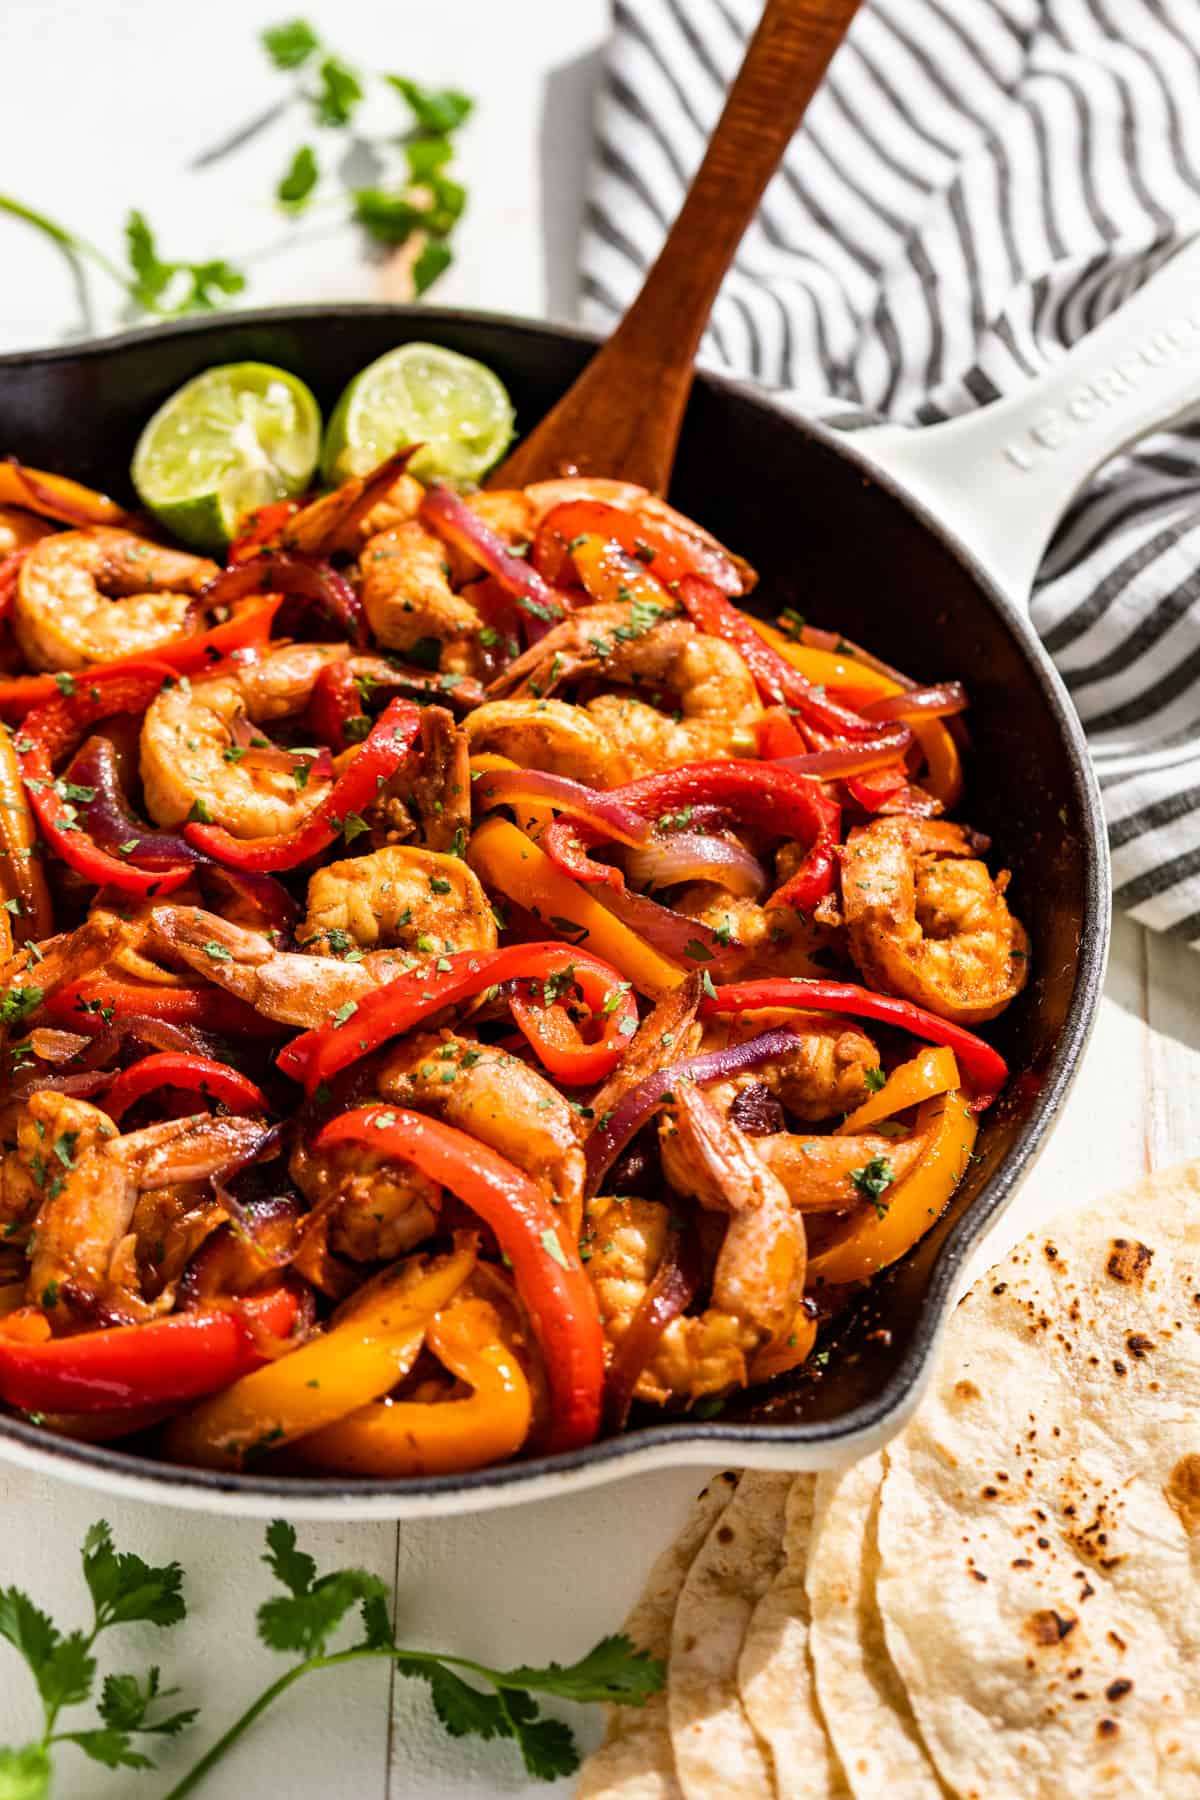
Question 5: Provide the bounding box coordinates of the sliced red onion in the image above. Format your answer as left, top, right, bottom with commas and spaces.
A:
592, 883, 737, 969
12, 1068, 112, 1101
473, 766, 651, 846
624, 831, 767, 898
603, 1228, 702, 1430
585, 1026, 803, 1194
199, 554, 366, 648
27, 1028, 90, 1064
197, 865, 298, 935
63, 737, 203, 871
77, 1017, 218, 1069
772, 726, 914, 779
861, 682, 969, 722
419, 482, 571, 645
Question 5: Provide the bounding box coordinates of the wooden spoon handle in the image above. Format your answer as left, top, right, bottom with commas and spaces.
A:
491, 0, 863, 493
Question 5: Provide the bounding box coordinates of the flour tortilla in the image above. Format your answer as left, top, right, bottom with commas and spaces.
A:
576, 1470, 737, 1800
668, 1470, 791, 1799
875, 1160, 1200, 1800
806, 1452, 945, 1798
738, 1473, 850, 1797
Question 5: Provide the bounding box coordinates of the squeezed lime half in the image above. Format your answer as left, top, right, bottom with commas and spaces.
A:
131, 362, 322, 552
321, 342, 515, 488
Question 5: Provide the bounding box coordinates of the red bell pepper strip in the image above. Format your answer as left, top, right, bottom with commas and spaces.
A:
104, 1053, 271, 1123
0, 1284, 301, 1414
532, 499, 742, 595
317, 1106, 604, 1452
676, 574, 912, 746
701, 977, 1008, 1107
306, 661, 367, 752
196, 553, 366, 648
0, 597, 282, 722
277, 943, 637, 1093
17, 662, 194, 897
185, 696, 422, 872
537, 760, 842, 915
228, 500, 301, 563
45, 977, 284, 1040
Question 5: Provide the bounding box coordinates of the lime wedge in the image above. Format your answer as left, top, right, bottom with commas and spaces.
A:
321, 342, 515, 488
131, 363, 322, 553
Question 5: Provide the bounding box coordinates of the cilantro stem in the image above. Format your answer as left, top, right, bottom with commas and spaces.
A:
0, 193, 127, 290
160, 1640, 577, 1797
160, 1647, 383, 1798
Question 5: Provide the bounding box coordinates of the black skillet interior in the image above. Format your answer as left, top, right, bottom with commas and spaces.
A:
0, 306, 1107, 1499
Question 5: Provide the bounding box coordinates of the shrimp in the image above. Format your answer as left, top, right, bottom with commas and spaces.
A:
281, 467, 425, 556
699, 1008, 880, 1123
489, 600, 762, 776
19, 1092, 268, 1324
299, 845, 497, 957
465, 698, 634, 786
378, 1033, 586, 1234
358, 521, 487, 676
139, 642, 347, 835
841, 817, 1029, 1025
290, 1135, 441, 1271
405, 706, 472, 853
672, 887, 844, 981
14, 528, 217, 671
659, 1085, 805, 1351
751, 1129, 930, 1213
150, 906, 402, 1029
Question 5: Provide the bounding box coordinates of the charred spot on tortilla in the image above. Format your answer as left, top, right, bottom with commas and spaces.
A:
1097, 1718, 1119, 1739
1025, 1608, 1078, 1646
1163, 1453, 1200, 1536
953, 1378, 981, 1404
1125, 1332, 1154, 1358
1106, 1237, 1153, 1284
1106, 1679, 1133, 1702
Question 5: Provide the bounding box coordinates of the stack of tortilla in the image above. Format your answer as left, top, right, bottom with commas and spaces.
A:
577, 1161, 1200, 1799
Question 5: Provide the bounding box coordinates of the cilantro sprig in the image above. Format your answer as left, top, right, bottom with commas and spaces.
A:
0, 1521, 194, 1797
162, 1521, 661, 1794
0, 1520, 661, 1794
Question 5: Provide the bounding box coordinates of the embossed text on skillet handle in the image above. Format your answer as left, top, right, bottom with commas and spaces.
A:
850, 238, 1200, 608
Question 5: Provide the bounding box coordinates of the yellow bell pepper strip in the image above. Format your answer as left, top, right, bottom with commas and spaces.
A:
753, 620, 963, 809
467, 816, 685, 998
835, 1045, 960, 1136
702, 979, 1007, 1107
162, 1241, 476, 1471
469, 752, 558, 837
808, 1088, 978, 1287
0, 723, 52, 955
276, 940, 638, 1093
292, 1295, 533, 1476
316, 1108, 605, 1453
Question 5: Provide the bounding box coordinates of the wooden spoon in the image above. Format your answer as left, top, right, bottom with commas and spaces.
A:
488, 0, 863, 494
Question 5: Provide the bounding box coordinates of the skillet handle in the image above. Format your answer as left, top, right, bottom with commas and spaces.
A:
849, 239, 1200, 608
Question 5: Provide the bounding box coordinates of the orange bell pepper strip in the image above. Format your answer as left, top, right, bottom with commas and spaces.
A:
163, 1241, 476, 1470
0, 461, 132, 527
316, 1109, 605, 1453
292, 1294, 533, 1476
808, 1088, 978, 1286
835, 1045, 960, 1136
752, 621, 963, 810
467, 816, 686, 998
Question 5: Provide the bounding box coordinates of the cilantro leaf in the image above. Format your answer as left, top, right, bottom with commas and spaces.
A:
81, 1521, 186, 1629
263, 1520, 316, 1598
277, 144, 319, 210
505, 1704, 578, 1783
98, 1667, 196, 1739
404, 136, 454, 180
0, 1590, 59, 1685
262, 18, 320, 69
414, 1662, 509, 1741
352, 188, 425, 247
0, 1743, 51, 1800
503, 1634, 665, 1706
313, 55, 363, 127
850, 1153, 895, 1216
413, 239, 453, 295
360, 1591, 393, 1651
388, 76, 474, 134
864, 1065, 887, 1094
58, 1729, 152, 1771
257, 1569, 387, 1660
34, 1633, 94, 1713
125, 212, 244, 318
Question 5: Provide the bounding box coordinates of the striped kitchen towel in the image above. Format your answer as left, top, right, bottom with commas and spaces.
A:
581, 0, 1200, 941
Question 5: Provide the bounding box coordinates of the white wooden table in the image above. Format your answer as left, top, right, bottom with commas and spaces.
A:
3, 5, 1199, 1795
